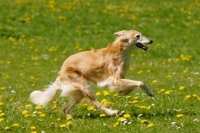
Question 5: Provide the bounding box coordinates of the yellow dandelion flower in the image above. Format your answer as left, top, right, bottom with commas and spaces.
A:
152, 80, 157, 83
179, 86, 185, 90
0, 102, 4, 106
0, 113, 5, 117
113, 93, 119, 97
134, 96, 139, 99
57, 118, 61, 121
101, 99, 108, 105
113, 122, 119, 127
158, 88, 165, 93
39, 114, 46, 117
31, 126, 36, 130
165, 90, 173, 95
35, 105, 42, 110
95, 92, 101, 96
123, 114, 131, 118
192, 94, 197, 97
22, 110, 28, 115
60, 124, 67, 128
118, 117, 126, 121
12, 123, 20, 127
140, 119, 148, 124
184, 95, 191, 100
87, 106, 95, 111
66, 115, 72, 120
146, 106, 151, 110
4, 126, 10, 130
67, 121, 72, 126
103, 90, 110, 96
0, 118, 4, 122
25, 104, 32, 108
176, 114, 184, 118
100, 113, 106, 117
147, 123, 154, 128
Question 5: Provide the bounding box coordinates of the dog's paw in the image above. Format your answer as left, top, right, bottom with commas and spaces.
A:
149, 92, 155, 97
107, 109, 119, 116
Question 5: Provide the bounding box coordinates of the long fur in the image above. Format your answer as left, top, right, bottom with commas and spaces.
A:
30, 83, 59, 106
30, 30, 155, 116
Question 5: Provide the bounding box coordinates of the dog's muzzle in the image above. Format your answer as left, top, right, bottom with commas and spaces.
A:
136, 40, 153, 51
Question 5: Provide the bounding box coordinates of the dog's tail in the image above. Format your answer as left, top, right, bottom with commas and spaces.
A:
30, 83, 59, 106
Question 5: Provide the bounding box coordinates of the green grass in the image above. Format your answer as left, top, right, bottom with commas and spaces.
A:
0, 0, 200, 132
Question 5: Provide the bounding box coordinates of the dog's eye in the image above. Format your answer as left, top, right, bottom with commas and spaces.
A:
136, 35, 140, 39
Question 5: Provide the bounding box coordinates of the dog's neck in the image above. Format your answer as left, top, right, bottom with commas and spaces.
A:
111, 41, 134, 61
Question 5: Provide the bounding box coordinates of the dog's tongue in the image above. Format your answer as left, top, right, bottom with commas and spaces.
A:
136, 43, 147, 51
143, 46, 148, 51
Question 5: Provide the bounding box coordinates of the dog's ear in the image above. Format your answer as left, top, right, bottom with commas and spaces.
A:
114, 30, 127, 37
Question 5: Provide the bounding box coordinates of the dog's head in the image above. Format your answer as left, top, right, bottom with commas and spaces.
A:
114, 30, 153, 51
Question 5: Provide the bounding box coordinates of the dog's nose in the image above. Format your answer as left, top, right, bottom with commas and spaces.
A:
149, 40, 153, 44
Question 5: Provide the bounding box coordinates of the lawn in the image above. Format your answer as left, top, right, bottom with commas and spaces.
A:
0, 0, 200, 132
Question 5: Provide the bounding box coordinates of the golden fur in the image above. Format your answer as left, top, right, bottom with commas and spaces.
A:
30, 30, 155, 116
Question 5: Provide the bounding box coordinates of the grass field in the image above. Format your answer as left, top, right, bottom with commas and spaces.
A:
0, 0, 200, 132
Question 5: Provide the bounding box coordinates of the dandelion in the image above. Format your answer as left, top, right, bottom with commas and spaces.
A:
152, 80, 157, 83
113, 93, 119, 97
126, 96, 131, 99
179, 86, 185, 90
137, 70, 143, 74
100, 114, 106, 117
184, 95, 191, 100
35, 105, 42, 110
0, 118, 4, 122
66, 115, 72, 120
118, 117, 126, 122
113, 122, 119, 127
146, 106, 151, 110
60, 124, 66, 128
4, 126, 10, 130
147, 123, 154, 128
12, 123, 20, 127
25, 104, 32, 108
31, 126, 36, 130
123, 114, 131, 118
158, 88, 165, 93
192, 94, 197, 97
140, 119, 148, 124
39, 113, 46, 117
67, 121, 72, 126
87, 106, 95, 111
22, 110, 28, 115
103, 90, 110, 96
95, 92, 101, 96
0, 102, 4, 106
165, 90, 173, 95
176, 114, 184, 118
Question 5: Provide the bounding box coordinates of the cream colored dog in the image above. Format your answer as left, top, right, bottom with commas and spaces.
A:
30, 30, 155, 117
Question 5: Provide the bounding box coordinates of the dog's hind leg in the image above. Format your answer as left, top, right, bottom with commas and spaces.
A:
63, 92, 83, 117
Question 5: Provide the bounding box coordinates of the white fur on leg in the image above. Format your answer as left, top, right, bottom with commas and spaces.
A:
30, 83, 59, 106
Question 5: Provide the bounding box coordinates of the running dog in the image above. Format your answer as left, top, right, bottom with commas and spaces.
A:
30, 30, 155, 117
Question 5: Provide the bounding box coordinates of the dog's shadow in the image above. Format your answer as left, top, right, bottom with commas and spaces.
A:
71, 110, 198, 120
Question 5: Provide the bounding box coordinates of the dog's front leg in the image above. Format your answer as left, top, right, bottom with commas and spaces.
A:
111, 79, 155, 96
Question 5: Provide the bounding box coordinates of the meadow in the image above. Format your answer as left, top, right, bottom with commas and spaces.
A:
0, 0, 200, 132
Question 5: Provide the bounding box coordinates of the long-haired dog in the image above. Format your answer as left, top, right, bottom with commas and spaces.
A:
30, 30, 155, 117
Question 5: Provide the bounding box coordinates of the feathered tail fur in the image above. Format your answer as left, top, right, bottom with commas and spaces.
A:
30, 83, 59, 106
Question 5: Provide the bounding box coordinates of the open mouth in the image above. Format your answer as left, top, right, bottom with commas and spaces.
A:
136, 43, 148, 51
